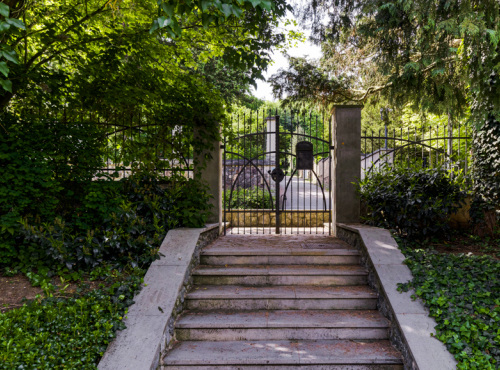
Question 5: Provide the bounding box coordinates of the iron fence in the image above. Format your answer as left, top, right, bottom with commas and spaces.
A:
96, 112, 194, 180
361, 122, 472, 187
5, 108, 194, 179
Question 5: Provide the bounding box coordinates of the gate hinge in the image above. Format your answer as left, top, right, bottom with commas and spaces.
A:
220, 144, 225, 149
330, 145, 335, 150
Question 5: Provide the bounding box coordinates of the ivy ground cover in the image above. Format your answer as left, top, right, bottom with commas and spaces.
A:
398, 237, 500, 370
0, 267, 144, 369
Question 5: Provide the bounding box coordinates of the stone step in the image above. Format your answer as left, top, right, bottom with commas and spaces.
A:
201, 254, 360, 265
162, 340, 403, 368
185, 285, 378, 310
176, 310, 389, 341
193, 265, 368, 286
164, 366, 403, 370
202, 244, 359, 256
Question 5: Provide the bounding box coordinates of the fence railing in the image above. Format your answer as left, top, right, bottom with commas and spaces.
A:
361, 122, 472, 187
5, 108, 194, 179
97, 113, 194, 180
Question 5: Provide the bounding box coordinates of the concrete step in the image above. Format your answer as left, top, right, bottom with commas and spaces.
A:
162, 340, 403, 368
176, 310, 389, 341
193, 265, 368, 286
202, 244, 359, 256
164, 366, 403, 370
201, 254, 360, 265
185, 285, 378, 310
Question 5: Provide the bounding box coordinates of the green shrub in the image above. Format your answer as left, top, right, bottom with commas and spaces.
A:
0, 115, 106, 217
71, 180, 125, 231
0, 115, 106, 266
469, 196, 499, 237
398, 240, 500, 369
224, 187, 274, 209
171, 178, 214, 227
17, 177, 168, 271
0, 268, 143, 369
10, 175, 212, 273
357, 165, 466, 240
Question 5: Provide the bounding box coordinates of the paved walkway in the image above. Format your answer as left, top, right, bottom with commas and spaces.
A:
162, 234, 403, 369
227, 226, 331, 235
281, 177, 331, 210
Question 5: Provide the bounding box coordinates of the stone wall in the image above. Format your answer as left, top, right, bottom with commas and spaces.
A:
224, 210, 331, 227
336, 226, 416, 370
163, 225, 220, 357
223, 159, 275, 190
336, 224, 457, 370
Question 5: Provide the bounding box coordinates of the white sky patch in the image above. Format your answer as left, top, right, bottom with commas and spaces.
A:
250, 15, 322, 102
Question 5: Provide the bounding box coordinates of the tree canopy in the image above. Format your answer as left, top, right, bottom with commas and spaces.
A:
271, 0, 499, 120
0, 0, 293, 111
269, 0, 500, 203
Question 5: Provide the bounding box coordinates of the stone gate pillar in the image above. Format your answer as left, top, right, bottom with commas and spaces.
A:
193, 126, 222, 234
331, 106, 363, 235
266, 116, 277, 165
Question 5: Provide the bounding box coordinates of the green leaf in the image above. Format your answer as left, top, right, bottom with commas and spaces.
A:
221, 4, 232, 17
5, 17, 26, 30
161, 3, 175, 17
157, 16, 172, 28
260, 0, 272, 10
0, 61, 9, 77
431, 67, 445, 76
231, 5, 243, 17
149, 20, 159, 34
486, 29, 499, 47
379, 3, 396, 15
248, 0, 261, 7
170, 19, 182, 35
165, 27, 176, 38
0, 20, 11, 32
201, 0, 212, 11
0, 3, 9, 17
201, 13, 214, 29
1, 49, 20, 64
0, 78, 12, 92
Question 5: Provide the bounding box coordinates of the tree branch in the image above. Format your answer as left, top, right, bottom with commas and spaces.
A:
348, 57, 456, 102
25, 1, 109, 70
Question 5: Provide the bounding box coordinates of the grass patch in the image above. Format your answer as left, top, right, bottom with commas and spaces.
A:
397, 236, 500, 369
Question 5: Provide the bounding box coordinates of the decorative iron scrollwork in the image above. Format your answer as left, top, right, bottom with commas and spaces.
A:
268, 168, 285, 183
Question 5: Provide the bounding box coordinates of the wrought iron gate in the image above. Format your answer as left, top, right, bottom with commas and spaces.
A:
223, 111, 332, 235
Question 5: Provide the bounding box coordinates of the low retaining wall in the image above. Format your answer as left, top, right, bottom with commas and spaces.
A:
224, 210, 331, 227
98, 224, 221, 370
337, 223, 457, 370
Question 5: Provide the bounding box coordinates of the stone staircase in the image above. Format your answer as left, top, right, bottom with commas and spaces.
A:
162, 234, 403, 369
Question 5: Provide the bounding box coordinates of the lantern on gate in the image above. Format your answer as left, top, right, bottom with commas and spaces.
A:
296, 141, 314, 170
